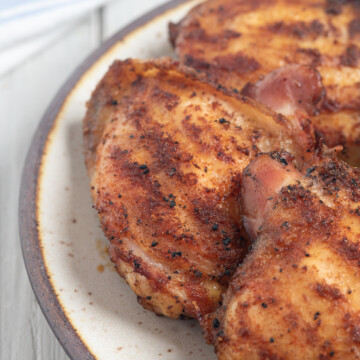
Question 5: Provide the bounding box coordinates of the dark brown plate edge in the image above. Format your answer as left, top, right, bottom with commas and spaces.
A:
18, 1, 190, 359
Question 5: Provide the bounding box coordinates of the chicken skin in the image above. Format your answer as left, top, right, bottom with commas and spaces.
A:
203, 149, 360, 359
170, 0, 360, 165
83, 58, 319, 319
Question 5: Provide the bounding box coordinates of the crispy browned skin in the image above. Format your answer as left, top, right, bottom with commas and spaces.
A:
203, 150, 360, 359
83, 58, 312, 319
170, 0, 360, 165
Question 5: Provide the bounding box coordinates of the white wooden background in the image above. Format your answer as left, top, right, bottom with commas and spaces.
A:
0, 1, 169, 358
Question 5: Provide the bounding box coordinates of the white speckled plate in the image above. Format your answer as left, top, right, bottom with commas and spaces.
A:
19, 0, 217, 359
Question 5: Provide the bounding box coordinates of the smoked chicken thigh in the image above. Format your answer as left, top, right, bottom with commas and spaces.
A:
83, 58, 315, 319
203, 149, 360, 359
170, 0, 360, 165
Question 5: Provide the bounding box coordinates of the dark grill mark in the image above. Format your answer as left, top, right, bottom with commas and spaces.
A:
326, 0, 344, 14
184, 51, 260, 77
340, 44, 360, 67
349, 19, 360, 38
213, 52, 261, 74
314, 282, 344, 301
183, 25, 241, 45
268, 20, 325, 39
338, 238, 360, 261
151, 86, 179, 110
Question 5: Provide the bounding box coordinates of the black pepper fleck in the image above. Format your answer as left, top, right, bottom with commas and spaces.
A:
171, 251, 182, 258
218, 117, 229, 124
213, 318, 220, 328
222, 237, 231, 246
305, 166, 316, 177
314, 311, 320, 320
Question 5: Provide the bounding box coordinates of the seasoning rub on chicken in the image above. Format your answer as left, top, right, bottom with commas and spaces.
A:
83, 58, 319, 319
203, 149, 360, 359
170, 0, 360, 165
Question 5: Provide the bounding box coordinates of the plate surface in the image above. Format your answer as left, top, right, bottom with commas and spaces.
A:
19, 0, 217, 359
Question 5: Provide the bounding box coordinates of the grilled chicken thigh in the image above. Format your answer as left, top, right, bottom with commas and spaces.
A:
170, 0, 360, 165
203, 149, 360, 359
83, 58, 318, 318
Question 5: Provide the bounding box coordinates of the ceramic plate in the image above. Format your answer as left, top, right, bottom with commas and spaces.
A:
19, 0, 217, 359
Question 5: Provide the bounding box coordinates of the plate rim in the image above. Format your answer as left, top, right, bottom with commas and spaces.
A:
18, 1, 190, 359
